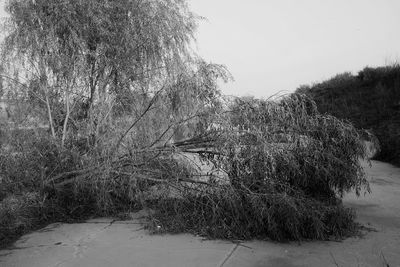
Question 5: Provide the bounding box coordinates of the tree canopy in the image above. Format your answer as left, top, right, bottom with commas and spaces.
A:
1, 0, 230, 146
4, 0, 199, 102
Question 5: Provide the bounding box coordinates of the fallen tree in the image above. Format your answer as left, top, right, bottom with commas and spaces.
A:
0, 0, 369, 244
39, 94, 369, 241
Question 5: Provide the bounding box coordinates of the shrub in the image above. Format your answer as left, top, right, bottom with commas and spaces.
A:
0, 131, 95, 247
0, 132, 81, 199
297, 65, 400, 166
0, 192, 49, 248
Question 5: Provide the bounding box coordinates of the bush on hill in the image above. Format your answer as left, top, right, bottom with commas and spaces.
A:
297, 65, 400, 166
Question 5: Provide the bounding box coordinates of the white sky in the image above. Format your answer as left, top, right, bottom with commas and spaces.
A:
189, 0, 400, 97
1, 0, 400, 98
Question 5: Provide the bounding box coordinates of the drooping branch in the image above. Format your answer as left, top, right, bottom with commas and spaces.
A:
112, 85, 166, 154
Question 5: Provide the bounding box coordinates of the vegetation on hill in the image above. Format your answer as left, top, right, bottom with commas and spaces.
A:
0, 0, 369, 247
297, 65, 400, 166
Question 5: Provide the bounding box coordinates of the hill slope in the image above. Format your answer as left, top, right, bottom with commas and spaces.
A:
297, 65, 400, 166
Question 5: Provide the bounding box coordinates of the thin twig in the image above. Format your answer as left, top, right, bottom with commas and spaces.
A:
113, 85, 165, 154
381, 251, 390, 267
330, 252, 340, 267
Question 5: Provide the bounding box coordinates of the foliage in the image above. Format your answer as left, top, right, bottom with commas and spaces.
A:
297, 64, 400, 166
0, 131, 78, 198
1, 0, 219, 148
3, 0, 199, 95
0, 0, 234, 248
150, 187, 359, 241
215, 94, 368, 199
0, 192, 47, 248
0, 0, 371, 247
0, 128, 94, 247
0, 93, 369, 244
147, 94, 369, 241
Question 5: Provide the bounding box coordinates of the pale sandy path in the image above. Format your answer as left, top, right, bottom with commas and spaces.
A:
0, 160, 399, 267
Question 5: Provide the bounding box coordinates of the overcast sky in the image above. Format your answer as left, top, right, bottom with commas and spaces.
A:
189, 0, 400, 97
1, 0, 400, 98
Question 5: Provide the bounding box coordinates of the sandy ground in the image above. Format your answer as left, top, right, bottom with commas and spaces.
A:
0, 160, 399, 267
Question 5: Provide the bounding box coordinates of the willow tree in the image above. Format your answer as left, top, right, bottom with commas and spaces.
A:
2, 0, 226, 148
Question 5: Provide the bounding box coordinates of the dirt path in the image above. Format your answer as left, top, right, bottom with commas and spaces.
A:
0, 160, 399, 267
